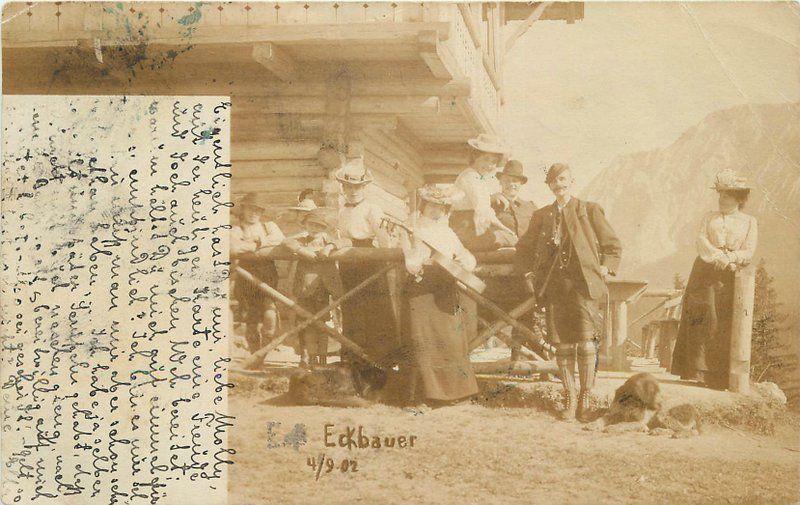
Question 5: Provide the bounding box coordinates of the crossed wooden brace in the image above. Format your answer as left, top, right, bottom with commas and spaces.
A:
237, 264, 394, 370
236, 262, 555, 370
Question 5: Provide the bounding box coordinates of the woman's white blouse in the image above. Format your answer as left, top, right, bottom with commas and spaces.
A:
403, 216, 477, 276
452, 167, 500, 236
696, 210, 758, 266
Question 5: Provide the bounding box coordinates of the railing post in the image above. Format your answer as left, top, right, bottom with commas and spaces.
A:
729, 263, 756, 394
611, 300, 628, 370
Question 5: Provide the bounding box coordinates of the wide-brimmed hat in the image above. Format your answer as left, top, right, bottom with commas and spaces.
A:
334, 159, 373, 185
711, 169, 750, 192
467, 133, 509, 156
418, 184, 465, 207
289, 198, 317, 212
235, 193, 266, 214
496, 160, 528, 184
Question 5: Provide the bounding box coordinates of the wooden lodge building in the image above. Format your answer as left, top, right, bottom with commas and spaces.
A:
3, 1, 584, 220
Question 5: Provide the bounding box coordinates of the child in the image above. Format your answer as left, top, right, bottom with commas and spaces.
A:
283, 208, 340, 367
231, 193, 285, 354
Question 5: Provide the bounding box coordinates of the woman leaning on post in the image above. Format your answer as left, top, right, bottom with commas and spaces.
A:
671, 169, 758, 390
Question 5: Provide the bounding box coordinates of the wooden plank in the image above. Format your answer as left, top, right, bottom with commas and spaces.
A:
232, 141, 320, 161
456, 4, 481, 49
252, 42, 297, 82
418, 30, 465, 82
237, 95, 440, 116
366, 185, 408, 220
504, 1, 553, 54
362, 154, 410, 199
423, 147, 471, 166
360, 128, 423, 173
360, 135, 424, 189
230, 176, 322, 193
366, 126, 424, 169
456, 96, 492, 135
730, 264, 756, 394
2, 21, 452, 48
232, 160, 324, 179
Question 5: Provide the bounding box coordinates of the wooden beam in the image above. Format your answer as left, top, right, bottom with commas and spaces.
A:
457, 4, 482, 49
237, 95, 440, 116
455, 97, 492, 136
233, 113, 399, 133
232, 141, 320, 161
251, 43, 297, 82
418, 31, 463, 81
423, 148, 471, 166
231, 160, 325, 179
231, 176, 323, 194
424, 173, 458, 184
2, 22, 452, 48
504, 1, 553, 55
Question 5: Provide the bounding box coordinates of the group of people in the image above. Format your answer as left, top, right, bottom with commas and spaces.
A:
231, 132, 758, 421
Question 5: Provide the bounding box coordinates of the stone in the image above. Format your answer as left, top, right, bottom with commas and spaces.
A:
752, 381, 787, 406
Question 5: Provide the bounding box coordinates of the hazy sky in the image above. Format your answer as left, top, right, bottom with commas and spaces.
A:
502, 2, 799, 205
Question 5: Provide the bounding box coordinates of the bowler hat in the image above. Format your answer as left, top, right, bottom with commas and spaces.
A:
496, 160, 528, 184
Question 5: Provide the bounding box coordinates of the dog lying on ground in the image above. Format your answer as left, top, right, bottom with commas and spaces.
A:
583, 372, 701, 438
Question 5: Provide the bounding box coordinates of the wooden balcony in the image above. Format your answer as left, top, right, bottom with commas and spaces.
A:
3, 2, 581, 146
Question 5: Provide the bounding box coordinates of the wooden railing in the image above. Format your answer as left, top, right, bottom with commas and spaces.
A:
441, 4, 501, 129
1, 2, 435, 33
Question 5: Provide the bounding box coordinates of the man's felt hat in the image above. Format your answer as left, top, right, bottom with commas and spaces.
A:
235, 193, 266, 215
545, 163, 571, 184
496, 160, 528, 184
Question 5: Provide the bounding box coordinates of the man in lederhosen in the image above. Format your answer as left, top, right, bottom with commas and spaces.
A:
514, 164, 621, 422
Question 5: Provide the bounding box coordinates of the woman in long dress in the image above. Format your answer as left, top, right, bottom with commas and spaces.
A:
671, 170, 758, 390
399, 185, 480, 405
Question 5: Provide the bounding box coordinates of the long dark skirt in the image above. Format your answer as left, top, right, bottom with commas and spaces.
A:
400, 265, 479, 403
338, 251, 399, 393
670, 257, 735, 389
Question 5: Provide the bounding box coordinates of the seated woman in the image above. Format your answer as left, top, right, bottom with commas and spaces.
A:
399, 184, 480, 406
671, 170, 758, 390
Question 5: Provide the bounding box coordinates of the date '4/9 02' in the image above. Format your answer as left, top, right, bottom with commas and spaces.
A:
307, 453, 358, 480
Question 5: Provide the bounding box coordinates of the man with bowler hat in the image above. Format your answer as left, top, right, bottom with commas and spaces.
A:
514, 164, 621, 422
483, 160, 538, 361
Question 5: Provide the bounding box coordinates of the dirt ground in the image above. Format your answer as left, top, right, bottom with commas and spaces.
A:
227, 378, 800, 505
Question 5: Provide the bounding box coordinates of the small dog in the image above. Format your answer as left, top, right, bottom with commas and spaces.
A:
584, 372, 701, 438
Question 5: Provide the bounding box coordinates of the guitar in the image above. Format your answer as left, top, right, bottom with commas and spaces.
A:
393, 221, 487, 294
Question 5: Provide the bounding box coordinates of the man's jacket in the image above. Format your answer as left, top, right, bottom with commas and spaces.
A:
514, 197, 622, 300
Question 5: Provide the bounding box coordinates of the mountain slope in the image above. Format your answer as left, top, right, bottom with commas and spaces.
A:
582, 102, 800, 302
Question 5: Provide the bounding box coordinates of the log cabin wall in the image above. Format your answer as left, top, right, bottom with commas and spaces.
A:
3, 1, 584, 221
